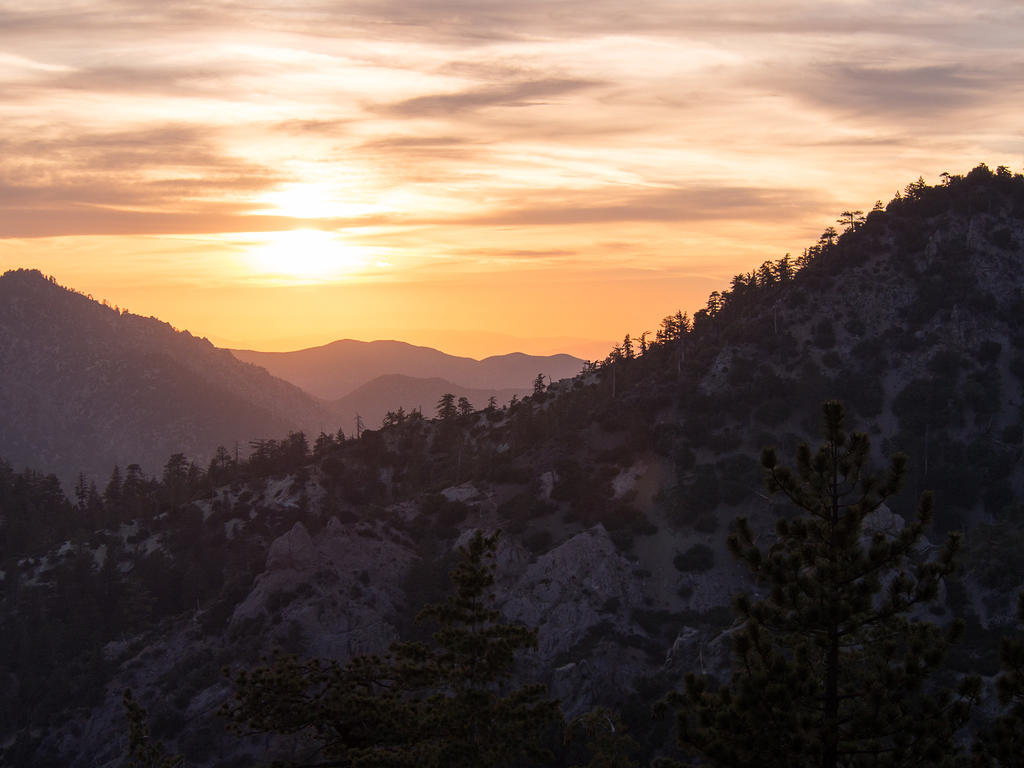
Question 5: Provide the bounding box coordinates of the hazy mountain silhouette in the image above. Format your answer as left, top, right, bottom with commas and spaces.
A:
231, 339, 585, 400
0, 269, 330, 484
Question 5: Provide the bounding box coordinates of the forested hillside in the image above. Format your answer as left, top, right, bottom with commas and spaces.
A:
0, 270, 330, 485
2, 164, 1024, 767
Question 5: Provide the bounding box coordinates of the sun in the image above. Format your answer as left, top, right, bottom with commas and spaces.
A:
247, 229, 365, 281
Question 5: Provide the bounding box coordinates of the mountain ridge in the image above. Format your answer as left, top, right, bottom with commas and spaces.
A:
0, 269, 331, 484
231, 338, 585, 400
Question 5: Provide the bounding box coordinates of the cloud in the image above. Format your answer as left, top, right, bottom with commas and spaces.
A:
272, 118, 353, 136
0, 0, 1019, 285
381, 78, 603, 116
0, 206, 396, 238
456, 185, 827, 226
0, 123, 292, 235
773, 61, 1021, 120
456, 247, 578, 261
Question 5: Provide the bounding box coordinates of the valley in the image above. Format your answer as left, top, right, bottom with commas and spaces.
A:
2, 166, 1024, 766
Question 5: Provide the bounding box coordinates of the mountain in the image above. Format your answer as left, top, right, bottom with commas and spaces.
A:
0, 269, 332, 484
4, 165, 1024, 766
231, 338, 586, 400
330, 373, 527, 430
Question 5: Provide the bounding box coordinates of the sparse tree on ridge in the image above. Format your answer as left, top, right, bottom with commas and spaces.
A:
819, 226, 839, 248
773, 253, 794, 283
534, 373, 547, 396
837, 210, 865, 231
705, 291, 723, 317
905, 176, 928, 199
756, 260, 775, 287
437, 392, 457, 420
313, 431, 335, 458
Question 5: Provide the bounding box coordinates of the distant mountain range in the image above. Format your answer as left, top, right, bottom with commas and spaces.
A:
0, 270, 586, 483
231, 339, 585, 400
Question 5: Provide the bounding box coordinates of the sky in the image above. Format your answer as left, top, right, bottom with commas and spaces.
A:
0, 1, 1022, 359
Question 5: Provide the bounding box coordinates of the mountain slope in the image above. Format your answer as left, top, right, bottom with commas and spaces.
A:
5, 166, 1024, 767
0, 269, 332, 483
231, 338, 585, 400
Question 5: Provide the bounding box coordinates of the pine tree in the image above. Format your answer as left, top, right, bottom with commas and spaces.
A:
667, 401, 979, 768
974, 592, 1024, 767
534, 373, 548, 396
122, 689, 184, 768
224, 530, 560, 767
436, 392, 457, 420
565, 707, 639, 768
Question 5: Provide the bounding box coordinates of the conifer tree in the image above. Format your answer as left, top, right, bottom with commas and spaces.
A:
224, 530, 560, 767
534, 373, 548, 395
122, 689, 183, 768
436, 392, 457, 420
565, 707, 639, 768
974, 592, 1024, 767
667, 401, 979, 768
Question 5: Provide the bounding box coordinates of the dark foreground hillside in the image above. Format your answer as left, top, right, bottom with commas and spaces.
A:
2, 165, 1024, 766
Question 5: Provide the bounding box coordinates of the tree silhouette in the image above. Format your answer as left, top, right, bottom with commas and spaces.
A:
436, 392, 457, 420
974, 592, 1024, 767
667, 401, 979, 768
837, 210, 865, 232
122, 689, 183, 768
224, 531, 560, 767
819, 226, 839, 248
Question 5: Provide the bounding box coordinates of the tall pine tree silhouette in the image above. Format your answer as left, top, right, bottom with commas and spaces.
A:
666, 401, 979, 768
225, 530, 559, 767
974, 592, 1024, 767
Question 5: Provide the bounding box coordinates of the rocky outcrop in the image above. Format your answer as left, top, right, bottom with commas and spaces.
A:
232, 517, 417, 659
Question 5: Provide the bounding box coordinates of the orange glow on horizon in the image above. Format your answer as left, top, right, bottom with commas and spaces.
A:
0, 3, 1021, 357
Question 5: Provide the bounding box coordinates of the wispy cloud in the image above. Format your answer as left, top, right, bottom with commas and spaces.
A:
770, 61, 1022, 121
458, 186, 826, 226
0, 0, 1021, 348
381, 78, 603, 116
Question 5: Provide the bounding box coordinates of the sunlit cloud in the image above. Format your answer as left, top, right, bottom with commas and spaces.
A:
0, 0, 1021, 355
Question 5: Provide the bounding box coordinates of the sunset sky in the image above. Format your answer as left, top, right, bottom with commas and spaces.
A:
1, 1, 1022, 359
